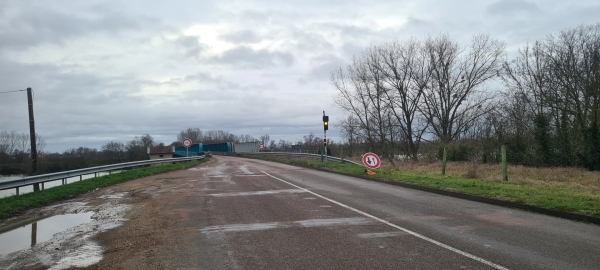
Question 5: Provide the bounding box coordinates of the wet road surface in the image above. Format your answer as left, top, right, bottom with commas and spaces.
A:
4, 155, 600, 269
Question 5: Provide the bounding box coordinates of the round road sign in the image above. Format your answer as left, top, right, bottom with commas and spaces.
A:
362, 152, 381, 169
182, 138, 193, 148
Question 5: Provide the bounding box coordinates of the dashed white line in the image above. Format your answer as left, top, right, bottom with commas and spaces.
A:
261, 171, 510, 270
209, 189, 306, 197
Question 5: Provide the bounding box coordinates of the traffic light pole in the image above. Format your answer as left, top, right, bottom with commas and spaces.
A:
323, 111, 328, 162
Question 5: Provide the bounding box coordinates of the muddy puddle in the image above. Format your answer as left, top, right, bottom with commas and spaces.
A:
0, 212, 94, 255
0, 191, 131, 270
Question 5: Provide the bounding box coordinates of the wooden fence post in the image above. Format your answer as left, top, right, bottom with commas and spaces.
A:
442, 146, 447, 175
502, 145, 508, 181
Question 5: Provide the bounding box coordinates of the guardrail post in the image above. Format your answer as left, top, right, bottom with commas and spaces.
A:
42, 182, 44, 190
16, 187, 19, 196
80, 175, 82, 181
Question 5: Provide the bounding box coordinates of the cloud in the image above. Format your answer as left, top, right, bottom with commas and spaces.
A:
486, 0, 540, 16
210, 46, 294, 68
220, 30, 262, 43
300, 55, 346, 83
173, 35, 207, 58
0, 5, 149, 50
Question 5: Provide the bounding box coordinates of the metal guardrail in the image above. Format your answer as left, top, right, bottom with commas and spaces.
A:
237, 152, 362, 166
0, 156, 205, 195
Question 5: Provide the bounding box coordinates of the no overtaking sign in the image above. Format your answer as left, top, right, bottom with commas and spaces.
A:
362, 152, 381, 169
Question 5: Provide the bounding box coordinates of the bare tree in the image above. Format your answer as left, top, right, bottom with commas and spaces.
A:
332, 47, 397, 163
102, 141, 126, 163
177, 128, 203, 143
420, 34, 505, 145
378, 39, 430, 160
259, 134, 270, 147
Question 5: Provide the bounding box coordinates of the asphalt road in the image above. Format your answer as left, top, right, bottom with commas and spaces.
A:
142, 155, 597, 270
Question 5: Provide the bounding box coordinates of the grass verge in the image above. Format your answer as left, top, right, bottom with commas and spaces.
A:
251, 156, 600, 218
0, 159, 208, 219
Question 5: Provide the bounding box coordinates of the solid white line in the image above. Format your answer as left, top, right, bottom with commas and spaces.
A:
261, 171, 510, 270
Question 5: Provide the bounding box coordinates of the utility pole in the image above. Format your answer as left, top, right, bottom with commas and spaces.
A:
27, 87, 39, 191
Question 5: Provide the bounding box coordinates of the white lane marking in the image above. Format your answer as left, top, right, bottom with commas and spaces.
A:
210, 189, 306, 197
357, 232, 407, 239
239, 165, 253, 174
201, 217, 373, 233
261, 171, 510, 270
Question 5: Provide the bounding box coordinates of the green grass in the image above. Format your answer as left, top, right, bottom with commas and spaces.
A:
251, 156, 600, 218
0, 159, 208, 219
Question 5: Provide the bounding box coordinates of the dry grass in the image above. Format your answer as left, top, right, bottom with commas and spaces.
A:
345, 157, 600, 193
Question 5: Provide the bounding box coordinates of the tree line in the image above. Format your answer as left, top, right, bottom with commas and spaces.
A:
332, 23, 600, 170
1, 128, 337, 175
0, 131, 160, 175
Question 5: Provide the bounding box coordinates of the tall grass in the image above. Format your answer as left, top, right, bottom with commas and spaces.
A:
372, 159, 600, 193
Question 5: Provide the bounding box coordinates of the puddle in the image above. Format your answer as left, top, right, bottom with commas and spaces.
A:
98, 192, 128, 199
0, 212, 94, 255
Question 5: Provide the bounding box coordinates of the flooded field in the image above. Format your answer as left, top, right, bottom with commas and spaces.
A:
0, 171, 121, 198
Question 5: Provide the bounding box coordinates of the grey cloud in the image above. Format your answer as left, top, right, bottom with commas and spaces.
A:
290, 27, 334, 52
173, 35, 207, 58
486, 0, 540, 16
306, 55, 346, 81
0, 6, 149, 49
220, 30, 262, 43
210, 46, 294, 68
184, 72, 241, 89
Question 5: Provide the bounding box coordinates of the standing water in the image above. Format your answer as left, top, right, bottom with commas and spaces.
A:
0, 171, 121, 198
0, 212, 95, 255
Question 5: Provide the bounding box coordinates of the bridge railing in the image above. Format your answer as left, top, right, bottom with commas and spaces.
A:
0, 156, 205, 196
235, 152, 362, 166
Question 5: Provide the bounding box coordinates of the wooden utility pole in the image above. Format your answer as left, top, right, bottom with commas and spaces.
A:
27, 87, 40, 191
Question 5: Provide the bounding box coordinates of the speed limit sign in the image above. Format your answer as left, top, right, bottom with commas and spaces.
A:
182, 138, 193, 148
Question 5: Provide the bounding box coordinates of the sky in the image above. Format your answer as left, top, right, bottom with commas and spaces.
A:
0, 0, 599, 153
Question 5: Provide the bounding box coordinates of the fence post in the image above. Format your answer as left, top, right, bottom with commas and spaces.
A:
442, 146, 447, 175
502, 145, 508, 181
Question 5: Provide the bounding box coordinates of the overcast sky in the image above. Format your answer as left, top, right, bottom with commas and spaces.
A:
0, 0, 598, 152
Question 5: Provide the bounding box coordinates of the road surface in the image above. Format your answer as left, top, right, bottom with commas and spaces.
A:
3, 155, 600, 269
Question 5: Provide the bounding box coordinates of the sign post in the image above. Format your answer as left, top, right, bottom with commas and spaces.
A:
362, 152, 381, 169
182, 138, 192, 157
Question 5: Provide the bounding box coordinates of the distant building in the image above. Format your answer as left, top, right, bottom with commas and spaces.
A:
147, 145, 175, 160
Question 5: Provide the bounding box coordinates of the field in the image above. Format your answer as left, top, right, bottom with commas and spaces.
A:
379, 159, 600, 193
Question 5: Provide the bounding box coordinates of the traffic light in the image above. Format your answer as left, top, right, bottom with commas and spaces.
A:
323, 115, 329, 131
323, 139, 327, 146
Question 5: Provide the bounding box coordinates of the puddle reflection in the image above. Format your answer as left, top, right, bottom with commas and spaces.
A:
0, 212, 94, 255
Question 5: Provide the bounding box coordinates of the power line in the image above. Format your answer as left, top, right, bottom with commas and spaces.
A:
0, 89, 26, 94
